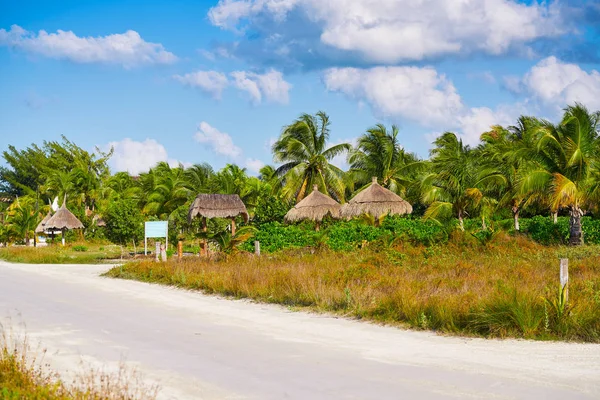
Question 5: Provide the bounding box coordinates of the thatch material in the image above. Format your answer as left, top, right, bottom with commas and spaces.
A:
45, 202, 84, 230
341, 177, 412, 218
188, 194, 249, 222
285, 185, 341, 222
35, 211, 53, 233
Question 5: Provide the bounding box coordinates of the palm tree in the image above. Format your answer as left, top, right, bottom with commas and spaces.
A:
144, 162, 191, 220
7, 198, 40, 245
273, 111, 350, 202
348, 124, 422, 197
185, 163, 214, 195
521, 104, 600, 245
421, 132, 483, 230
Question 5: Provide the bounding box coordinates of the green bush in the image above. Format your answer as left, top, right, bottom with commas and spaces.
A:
72, 245, 88, 252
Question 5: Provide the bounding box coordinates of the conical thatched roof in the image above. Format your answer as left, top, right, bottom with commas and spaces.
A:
45, 202, 84, 230
285, 185, 341, 222
35, 211, 53, 233
341, 177, 412, 218
188, 194, 249, 222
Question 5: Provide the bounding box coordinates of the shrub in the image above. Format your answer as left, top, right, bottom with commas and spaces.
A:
72, 245, 88, 252
104, 199, 143, 245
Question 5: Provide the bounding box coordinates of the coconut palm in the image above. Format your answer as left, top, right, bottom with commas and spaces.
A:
421, 132, 484, 230
521, 104, 600, 245
144, 162, 191, 220
7, 198, 40, 245
273, 111, 350, 202
348, 124, 421, 197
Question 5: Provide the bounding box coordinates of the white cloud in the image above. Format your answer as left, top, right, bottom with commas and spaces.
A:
0, 25, 177, 68
208, 0, 562, 62
174, 68, 292, 104
173, 71, 229, 99
323, 66, 463, 126
106, 138, 182, 175
194, 122, 242, 158
245, 158, 265, 173
521, 56, 600, 110
456, 105, 522, 146
230, 69, 291, 104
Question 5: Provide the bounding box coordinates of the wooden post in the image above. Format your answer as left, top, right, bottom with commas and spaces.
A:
155, 242, 160, 262
560, 258, 569, 302
254, 241, 260, 256
161, 243, 167, 262
202, 217, 207, 257
178, 240, 183, 261
231, 218, 236, 236
61, 229, 66, 246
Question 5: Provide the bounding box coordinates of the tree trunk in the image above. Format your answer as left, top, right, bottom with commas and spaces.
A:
512, 206, 520, 231
569, 206, 584, 246
315, 221, 320, 232
24, 233, 29, 246
481, 216, 487, 231
551, 211, 558, 224
458, 211, 464, 231
231, 218, 236, 236
202, 217, 207, 257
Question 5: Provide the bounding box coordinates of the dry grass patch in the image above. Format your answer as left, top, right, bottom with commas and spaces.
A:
0, 323, 159, 399
105, 233, 600, 342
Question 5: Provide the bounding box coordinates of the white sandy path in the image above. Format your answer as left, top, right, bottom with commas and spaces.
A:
0, 261, 599, 399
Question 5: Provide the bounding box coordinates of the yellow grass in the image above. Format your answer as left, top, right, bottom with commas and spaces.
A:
106, 233, 600, 342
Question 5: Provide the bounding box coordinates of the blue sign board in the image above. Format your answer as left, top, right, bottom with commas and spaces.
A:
144, 221, 168, 255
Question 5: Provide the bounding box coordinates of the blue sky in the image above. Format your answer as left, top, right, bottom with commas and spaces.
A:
1, 0, 600, 175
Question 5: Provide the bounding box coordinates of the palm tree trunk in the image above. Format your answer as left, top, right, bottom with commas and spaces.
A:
481, 216, 487, 230
231, 218, 236, 236
551, 210, 558, 224
458, 210, 464, 231
569, 206, 584, 246
512, 206, 520, 231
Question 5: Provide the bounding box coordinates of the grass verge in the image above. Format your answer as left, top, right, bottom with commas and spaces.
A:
104, 232, 600, 342
0, 243, 125, 264
0, 322, 158, 399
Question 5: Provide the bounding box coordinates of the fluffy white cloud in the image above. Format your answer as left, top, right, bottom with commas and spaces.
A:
208, 0, 562, 62
230, 69, 291, 104
173, 71, 229, 99
521, 56, 600, 110
245, 158, 265, 173
106, 138, 182, 175
194, 122, 242, 158
0, 25, 177, 67
456, 105, 523, 146
174, 68, 291, 104
323, 66, 463, 126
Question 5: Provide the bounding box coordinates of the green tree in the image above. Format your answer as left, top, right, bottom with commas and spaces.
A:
421, 132, 483, 230
348, 124, 422, 197
7, 198, 40, 245
273, 111, 350, 202
521, 104, 600, 245
104, 198, 143, 245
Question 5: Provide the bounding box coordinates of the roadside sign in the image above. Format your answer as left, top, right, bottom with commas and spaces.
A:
144, 221, 168, 255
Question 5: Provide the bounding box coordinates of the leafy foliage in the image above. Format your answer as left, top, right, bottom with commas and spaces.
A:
104, 199, 143, 245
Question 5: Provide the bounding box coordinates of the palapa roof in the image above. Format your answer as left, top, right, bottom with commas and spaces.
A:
188, 194, 249, 222
35, 211, 53, 233
285, 185, 341, 222
341, 177, 412, 218
45, 201, 84, 230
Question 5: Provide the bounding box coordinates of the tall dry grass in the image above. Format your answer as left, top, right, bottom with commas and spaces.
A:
106, 232, 600, 342
0, 244, 123, 264
0, 322, 159, 399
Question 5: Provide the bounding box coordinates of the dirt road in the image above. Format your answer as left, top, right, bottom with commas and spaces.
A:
1, 261, 598, 399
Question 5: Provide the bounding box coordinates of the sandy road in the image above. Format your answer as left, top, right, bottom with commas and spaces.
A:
0, 261, 599, 399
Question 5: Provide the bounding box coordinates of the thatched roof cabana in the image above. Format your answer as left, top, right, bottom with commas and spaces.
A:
188, 194, 249, 223
285, 185, 341, 228
45, 200, 84, 245
35, 211, 53, 234
341, 177, 412, 220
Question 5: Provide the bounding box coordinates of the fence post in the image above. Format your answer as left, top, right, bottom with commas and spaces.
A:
161, 243, 167, 262
155, 242, 160, 262
178, 240, 183, 261
560, 258, 569, 303
254, 241, 260, 256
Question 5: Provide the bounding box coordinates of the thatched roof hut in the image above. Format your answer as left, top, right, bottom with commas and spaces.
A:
285, 185, 341, 224
45, 203, 85, 231
35, 211, 53, 234
341, 177, 412, 219
188, 194, 249, 223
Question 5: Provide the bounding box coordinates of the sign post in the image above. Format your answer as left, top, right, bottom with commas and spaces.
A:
145, 221, 169, 255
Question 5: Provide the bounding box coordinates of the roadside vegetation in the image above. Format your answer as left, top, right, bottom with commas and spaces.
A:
0, 324, 158, 399
106, 233, 600, 343
0, 243, 125, 264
